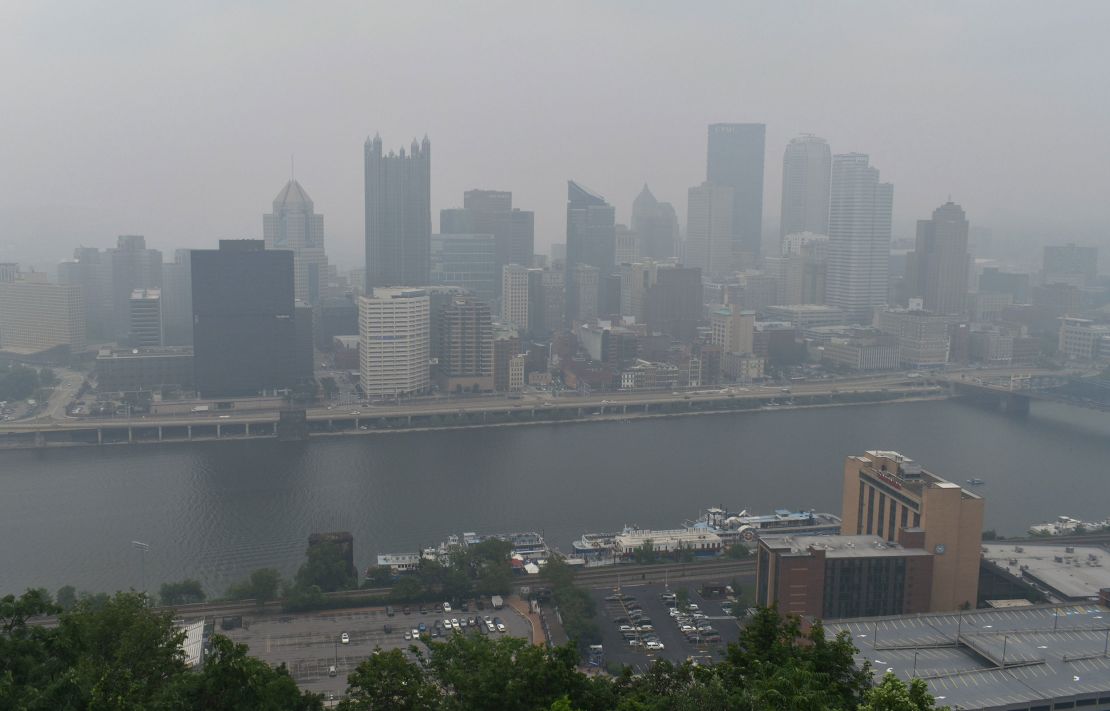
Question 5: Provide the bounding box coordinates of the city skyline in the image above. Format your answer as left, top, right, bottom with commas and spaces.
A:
3, 3, 1109, 273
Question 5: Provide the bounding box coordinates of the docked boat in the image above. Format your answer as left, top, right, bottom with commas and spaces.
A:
1029, 515, 1110, 536
966, 478, 985, 486
688, 507, 843, 543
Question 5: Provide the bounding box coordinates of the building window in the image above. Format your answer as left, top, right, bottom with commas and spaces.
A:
866, 488, 875, 535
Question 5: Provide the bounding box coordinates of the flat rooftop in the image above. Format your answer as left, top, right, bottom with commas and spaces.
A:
982, 543, 1110, 601
761, 534, 930, 559
826, 603, 1110, 710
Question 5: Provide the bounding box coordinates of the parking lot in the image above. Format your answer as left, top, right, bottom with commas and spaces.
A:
223, 602, 533, 699
590, 583, 742, 671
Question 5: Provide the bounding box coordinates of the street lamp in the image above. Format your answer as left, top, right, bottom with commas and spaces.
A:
131, 540, 151, 594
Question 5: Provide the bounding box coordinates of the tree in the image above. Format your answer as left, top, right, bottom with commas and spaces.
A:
295, 541, 356, 593
339, 648, 442, 710
159, 579, 206, 606
38, 368, 58, 387
45, 592, 187, 710
227, 568, 282, 604
55, 584, 77, 611
859, 673, 946, 711
391, 576, 423, 602
364, 566, 395, 588
725, 543, 750, 559
156, 634, 323, 710
633, 539, 658, 564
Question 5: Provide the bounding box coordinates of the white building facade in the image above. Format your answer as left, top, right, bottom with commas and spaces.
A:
359, 288, 430, 396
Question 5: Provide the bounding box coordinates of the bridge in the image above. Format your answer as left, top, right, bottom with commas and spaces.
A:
939, 371, 1110, 415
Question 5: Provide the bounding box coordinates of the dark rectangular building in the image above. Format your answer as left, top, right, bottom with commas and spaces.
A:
756, 532, 933, 620
645, 267, 702, 342
191, 240, 298, 397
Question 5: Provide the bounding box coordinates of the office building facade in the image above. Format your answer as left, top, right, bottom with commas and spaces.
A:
826, 154, 893, 324
190, 240, 298, 398
431, 233, 497, 300
436, 296, 494, 392
685, 182, 734, 278
630, 184, 679, 260
364, 134, 431, 289
358, 287, 430, 397
501, 263, 531, 330
565, 181, 615, 322
707, 123, 766, 262
0, 274, 85, 355
780, 134, 832, 239
906, 201, 970, 316
128, 288, 163, 347
839, 450, 983, 611
263, 179, 329, 305
1043, 243, 1098, 287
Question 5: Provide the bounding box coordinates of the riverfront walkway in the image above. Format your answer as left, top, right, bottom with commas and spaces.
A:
507, 595, 546, 646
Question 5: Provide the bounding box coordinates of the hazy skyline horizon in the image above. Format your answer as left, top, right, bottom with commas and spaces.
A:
3, 1, 1108, 273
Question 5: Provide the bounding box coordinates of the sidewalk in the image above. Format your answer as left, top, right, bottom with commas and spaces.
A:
506, 595, 546, 646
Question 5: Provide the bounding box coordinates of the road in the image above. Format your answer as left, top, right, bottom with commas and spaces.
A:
0, 366, 1077, 434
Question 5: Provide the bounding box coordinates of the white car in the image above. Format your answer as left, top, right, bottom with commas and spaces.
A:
443, 602, 452, 612
646, 641, 665, 651
340, 632, 350, 644
403, 631, 412, 640
496, 622, 506, 633
451, 618, 460, 629
411, 628, 419, 638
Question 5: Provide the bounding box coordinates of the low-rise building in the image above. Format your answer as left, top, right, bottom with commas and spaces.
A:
1059, 316, 1110, 362
756, 532, 934, 619
95, 347, 194, 393
614, 529, 722, 557
765, 304, 847, 332
876, 300, 952, 368
376, 553, 422, 575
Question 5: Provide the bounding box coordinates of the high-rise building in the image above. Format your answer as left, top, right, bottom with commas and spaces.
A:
826, 154, 894, 324
190, 240, 297, 398
0, 273, 85, 355
707, 123, 766, 262
630, 184, 679, 260
839, 450, 983, 611
128, 288, 163, 347
614, 224, 639, 265
644, 266, 702, 343
440, 190, 534, 294
358, 287, 430, 397
769, 236, 828, 306
685, 182, 734, 278
58, 247, 114, 341
570, 264, 600, 324
906, 201, 970, 316
780, 134, 831, 239
263, 179, 329, 305
0, 263, 17, 282
364, 134, 431, 289
436, 296, 494, 392
538, 267, 565, 336
431, 233, 497, 300
565, 181, 615, 321
710, 304, 755, 355
501, 263, 531, 329
109, 235, 163, 344
492, 323, 521, 392
161, 249, 193, 346
876, 300, 952, 368
1043, 243, 1098, 287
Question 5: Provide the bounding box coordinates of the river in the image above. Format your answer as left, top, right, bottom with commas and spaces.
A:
3, 398, 1109, 598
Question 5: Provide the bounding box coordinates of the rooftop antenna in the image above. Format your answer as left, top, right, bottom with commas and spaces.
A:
291, 154, 295, 181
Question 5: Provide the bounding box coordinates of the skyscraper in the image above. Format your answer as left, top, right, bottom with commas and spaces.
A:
707, 123, 766, 262
263, 179, 328, 305
161, 249, 193, 346
364, 134, 431, 289
430, 233, 497, 300
780, 134, 831, 239
685, 182, 734, 278
565, 181, 615, 321
440, 189, 534, 294
630, 184, 679, 260
906, 201, 970, 316
191, 240, 297, 398
501, 263, 531, 329
826, 154, 894, 323
109, 235, 163, 344
359, 287, 430, 397
436, 295, 494, 392
0, 273, 85, 355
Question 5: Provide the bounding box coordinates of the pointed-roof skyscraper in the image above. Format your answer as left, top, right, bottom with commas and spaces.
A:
631, 184, 679, 260
263, 179, 328, 305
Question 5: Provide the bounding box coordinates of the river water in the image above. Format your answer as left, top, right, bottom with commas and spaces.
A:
2, 399, 1109, 598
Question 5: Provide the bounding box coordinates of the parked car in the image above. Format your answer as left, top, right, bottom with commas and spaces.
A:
340, 632, 350, 644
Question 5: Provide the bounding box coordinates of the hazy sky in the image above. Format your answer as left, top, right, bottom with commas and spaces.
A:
2, 1, 1108, 271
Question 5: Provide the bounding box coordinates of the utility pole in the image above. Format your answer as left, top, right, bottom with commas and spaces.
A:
131, 540, 151, 594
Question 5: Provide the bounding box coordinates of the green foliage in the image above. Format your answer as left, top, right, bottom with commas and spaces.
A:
55, 584, 77, 611
543, 556, 600, 651
0, 365, 39, 402
859, 673, 946, 711
725, 543, 751, 559
632, 539, 658, 564
38, 368, 58, 387
364, 566, 395, 587
227, 568, 283, 604
158, 634, 323, 710
339, 648, 442, 710
159, 578, 206, 606
295, 541, 357, 593
981, 529, 998, 541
